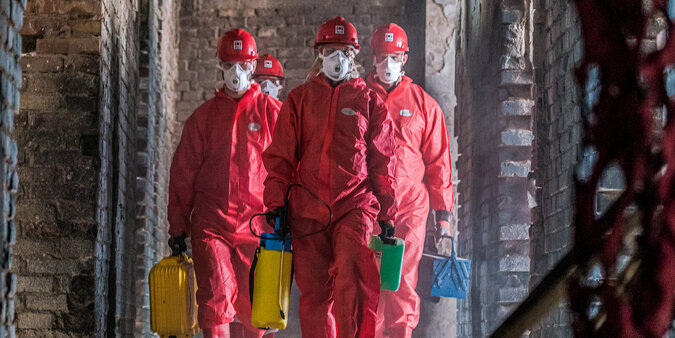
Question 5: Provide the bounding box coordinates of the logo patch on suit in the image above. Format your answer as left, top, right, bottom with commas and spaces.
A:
248, 122, 262, 131
340, 108, 357, 116
399, 109, 412, 117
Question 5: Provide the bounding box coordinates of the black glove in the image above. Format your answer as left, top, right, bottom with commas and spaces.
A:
435, 209, 451, 223
168, 234, 187, 256
265, 207, 287, 231
265, 207, 290, 237
378, 221, 396, 244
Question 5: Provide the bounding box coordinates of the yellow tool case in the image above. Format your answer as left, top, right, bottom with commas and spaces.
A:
149, 253, 199, 337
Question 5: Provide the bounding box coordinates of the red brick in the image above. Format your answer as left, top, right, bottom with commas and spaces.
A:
19, 94, 65, 111
36, 0, 56, 15
25, 294, 68, 311
16, 276, 53, 293
63, 55, 99, 74
20, 16, 70, 38
71, 20, 101, 35
284, 58, 313, 70
57, 0, 101, 18
35, 37, 100, 55
17, 312, 54, 329
22, 73, 65, 93
20, 55, 64, 73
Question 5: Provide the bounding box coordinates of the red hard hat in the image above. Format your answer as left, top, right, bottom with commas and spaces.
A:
254, 54, 284, 78
371, 23, 409, 53
314, 16, 360, 50
217, 28, 258, 62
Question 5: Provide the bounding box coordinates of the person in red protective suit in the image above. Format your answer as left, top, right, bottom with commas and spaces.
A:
253, 53, 285, 100
366, 23, 454, 338
167, 28, 281, 338
262, 17, 398, 338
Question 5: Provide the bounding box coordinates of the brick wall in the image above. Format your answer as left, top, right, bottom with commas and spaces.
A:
494, 0, 536, 333
455, 0, 502, 335
17, 0, 177, 334
133, 0, 179, 335
455, 0, 536, 336
529, 1, 667, 335
16, 1, 101, 336
0, 0, 24, 336
16, 0, 166, 335
97, 0, 142, 335
176, 0, 429, 125
529, 1, 580, 335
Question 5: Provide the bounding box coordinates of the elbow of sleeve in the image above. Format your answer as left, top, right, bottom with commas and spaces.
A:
263, 181, 287, 210
375, 187, 397, 222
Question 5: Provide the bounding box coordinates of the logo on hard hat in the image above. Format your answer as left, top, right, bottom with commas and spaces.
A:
400, 109, 412, 117
264, 60, 273, 68
396, 41, 403, 48
234, 40, 243, 50
385, 33, 394, 42
335, 25, 345, 34
248, 122, 262, 131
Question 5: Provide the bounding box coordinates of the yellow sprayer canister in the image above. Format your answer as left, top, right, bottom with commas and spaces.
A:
149, 253, 199, 337
250, 233, 293, 329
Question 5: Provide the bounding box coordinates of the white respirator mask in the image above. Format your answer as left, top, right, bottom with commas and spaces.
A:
259, 79, 282, 100
221, 63, 252, 93
375, 56, 404, 84
320, 50, 352, 81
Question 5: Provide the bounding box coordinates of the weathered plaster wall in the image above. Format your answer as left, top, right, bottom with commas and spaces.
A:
415, 1, 458, 336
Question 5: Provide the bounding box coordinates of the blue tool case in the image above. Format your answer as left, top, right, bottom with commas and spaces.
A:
427, 237, 471, 299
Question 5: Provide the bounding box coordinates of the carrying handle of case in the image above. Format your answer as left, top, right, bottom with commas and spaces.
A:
422, 235, 457, 260
436, 235, 456, 257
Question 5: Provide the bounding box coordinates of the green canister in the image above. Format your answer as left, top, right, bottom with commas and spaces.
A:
368, 235, 405, 291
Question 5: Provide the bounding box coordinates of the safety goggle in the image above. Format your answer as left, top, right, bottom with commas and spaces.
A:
375, 53, 405, 63
321, 47, 356, 58
220, 61, 255, 71
255, 77, 283, 86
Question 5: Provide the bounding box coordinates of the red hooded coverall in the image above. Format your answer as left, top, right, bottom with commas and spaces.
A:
169, 83, 281, 337
262, 74, 398, 338
366, 73, 454, 337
